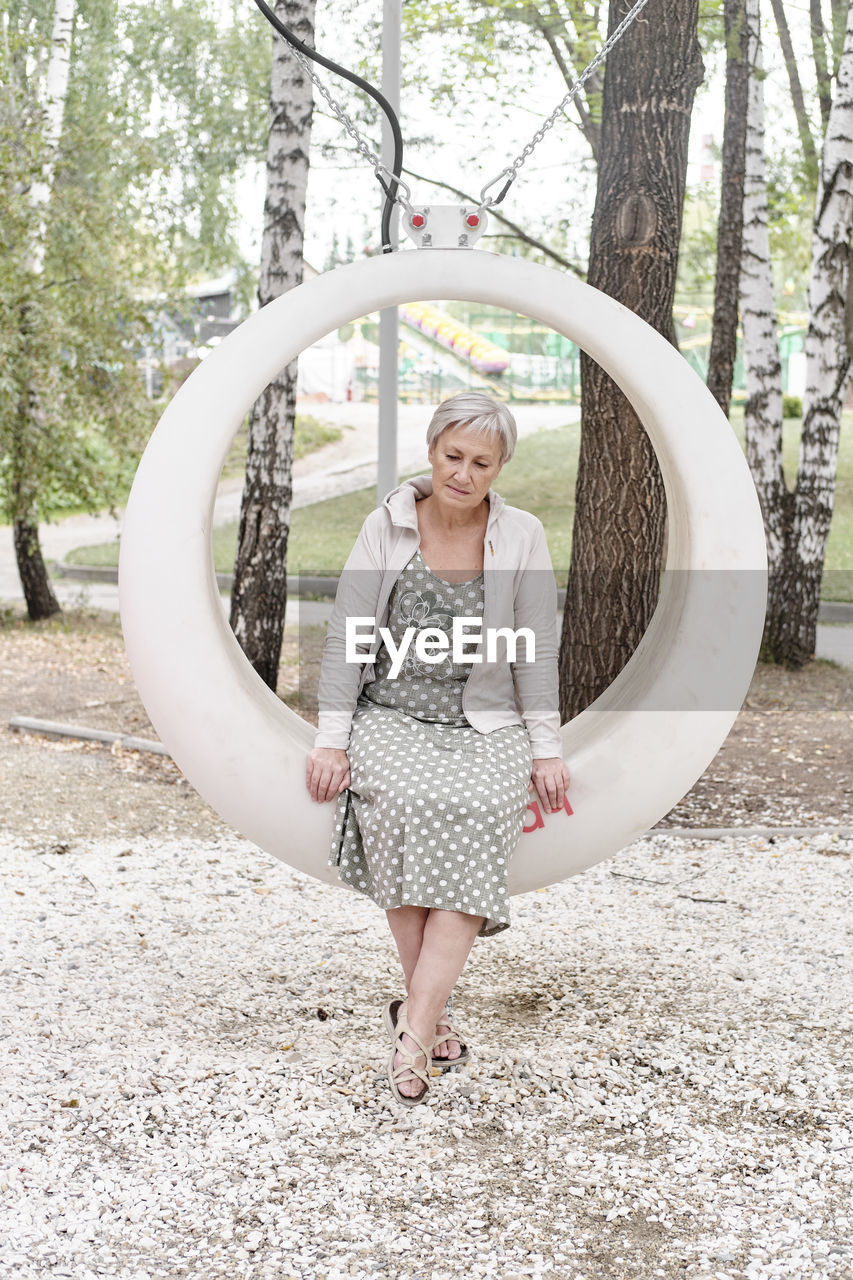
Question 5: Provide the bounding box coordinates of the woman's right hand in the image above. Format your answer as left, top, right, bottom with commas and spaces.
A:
305, 747, 351, 803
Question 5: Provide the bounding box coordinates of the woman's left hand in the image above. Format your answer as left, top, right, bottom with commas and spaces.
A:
529, 757, 571, 813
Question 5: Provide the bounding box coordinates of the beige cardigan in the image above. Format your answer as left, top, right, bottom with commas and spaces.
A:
314, 474, 563, 759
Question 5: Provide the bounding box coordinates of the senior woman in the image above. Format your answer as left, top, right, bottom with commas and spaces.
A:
305, 391, 570, 1106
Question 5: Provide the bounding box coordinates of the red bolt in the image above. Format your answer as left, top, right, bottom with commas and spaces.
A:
466, 213, 480, 228
411, 213, 425, 228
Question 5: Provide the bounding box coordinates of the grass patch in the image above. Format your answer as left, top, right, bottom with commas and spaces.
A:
67, 422, 580, 574
7, 413, 347, 532
65, 410, 853, 599
279, 421, 581, 576
0, 600, 124, 635
220, 412, 347, 484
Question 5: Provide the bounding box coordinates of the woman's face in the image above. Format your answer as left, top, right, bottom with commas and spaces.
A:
427, 424, 504, 510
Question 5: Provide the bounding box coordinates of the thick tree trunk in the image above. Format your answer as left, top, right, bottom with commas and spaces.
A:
14, 519, 60, 620
738, 0, 787, 659
558, 0, 704, 722
11, 0, 74, 620
12, 311, 62, 621
229, 0, 314, 690
707, 0, 748, 417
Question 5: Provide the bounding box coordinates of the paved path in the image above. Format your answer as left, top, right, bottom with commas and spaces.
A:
2, 398, 852, 667
0, 402, 574, 606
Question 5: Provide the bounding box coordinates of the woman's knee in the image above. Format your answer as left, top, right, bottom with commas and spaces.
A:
385, 904, 429, 927
427, 907, 484, 933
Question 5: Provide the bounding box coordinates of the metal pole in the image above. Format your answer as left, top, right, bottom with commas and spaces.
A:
377, 0, 400, 507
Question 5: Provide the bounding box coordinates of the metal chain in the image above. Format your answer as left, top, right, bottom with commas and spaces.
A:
277, 0, 652, 218
479, 0, 653, 207
285, 43, 415, 212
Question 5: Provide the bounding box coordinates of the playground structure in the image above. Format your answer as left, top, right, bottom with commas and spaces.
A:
345, 299, 808, 407
354, 300, 583, 404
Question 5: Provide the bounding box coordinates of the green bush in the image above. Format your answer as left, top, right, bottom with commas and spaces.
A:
783, 394, 803, 419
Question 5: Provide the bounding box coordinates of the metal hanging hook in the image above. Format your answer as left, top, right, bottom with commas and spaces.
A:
479, 168, 517, 210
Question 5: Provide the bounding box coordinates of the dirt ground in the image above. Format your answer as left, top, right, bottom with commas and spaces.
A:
1, 602, 852, 849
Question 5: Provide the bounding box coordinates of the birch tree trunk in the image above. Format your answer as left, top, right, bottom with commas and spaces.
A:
14, 0, 75, 621
707, 0, 748, 417
738, 0, 787, 655
229, 0, 315, 689
27, 0, 75, 272
558, 0, 704, 722
788, 3, 853, 664
745, 1, 853, 666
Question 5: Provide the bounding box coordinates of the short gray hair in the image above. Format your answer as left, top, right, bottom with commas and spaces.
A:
425, 391, 517, 464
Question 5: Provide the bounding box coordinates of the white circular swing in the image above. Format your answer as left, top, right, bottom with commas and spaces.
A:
118, 249, 767, 896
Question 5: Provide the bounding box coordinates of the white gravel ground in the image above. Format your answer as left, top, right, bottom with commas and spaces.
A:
1, 829, 851, 1280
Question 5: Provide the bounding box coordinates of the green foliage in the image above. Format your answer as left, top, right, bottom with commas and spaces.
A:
398, 1, 607, 147
766, 152, 814, 309
676, 150, 814, 314
0, 0, 271, 528
783, 394, 803, 419
676, 185, 719, 307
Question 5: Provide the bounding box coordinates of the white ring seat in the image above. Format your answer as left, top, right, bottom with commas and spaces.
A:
119, 250, 767, 896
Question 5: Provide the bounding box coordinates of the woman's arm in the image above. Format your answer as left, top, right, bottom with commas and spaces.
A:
510, 518, 571, 810
528, 757, 571, 812
306, 746, 351, 803
307, 513, 386, 802
511, 517, 563, 760
314, 508, 386, 751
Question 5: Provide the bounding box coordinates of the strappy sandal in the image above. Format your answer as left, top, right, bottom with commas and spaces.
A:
431, 1005, 471, 1070
387, 999, 433, 1107
384, 998, 470, 1070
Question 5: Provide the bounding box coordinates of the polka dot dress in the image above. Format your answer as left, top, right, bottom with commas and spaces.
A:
328, 548, 533, 938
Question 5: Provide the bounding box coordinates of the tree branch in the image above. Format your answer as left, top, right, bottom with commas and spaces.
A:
537, 0, 603, 161
810, 0, 832, 130
769, 0, 818, 183
532, 3, 599, 162
831, 0, 847, 76
708, 0, 749, 416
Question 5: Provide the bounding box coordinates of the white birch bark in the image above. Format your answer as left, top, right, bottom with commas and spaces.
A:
796, 2, 853, 617
742, 0, 853, 664
229, 0, 315, 687
27, 0, 75, 274
739, 0, 787, 577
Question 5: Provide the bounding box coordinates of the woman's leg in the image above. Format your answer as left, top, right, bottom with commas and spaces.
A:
390, 908, 483, 1098
385, 905, 467, 1061
385, 905, 429, 993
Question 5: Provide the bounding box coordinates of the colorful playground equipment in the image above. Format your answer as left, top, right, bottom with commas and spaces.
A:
399, 301, 510, 375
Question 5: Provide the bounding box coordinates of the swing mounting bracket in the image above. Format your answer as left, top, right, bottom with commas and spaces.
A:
401, 204, 489, 250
